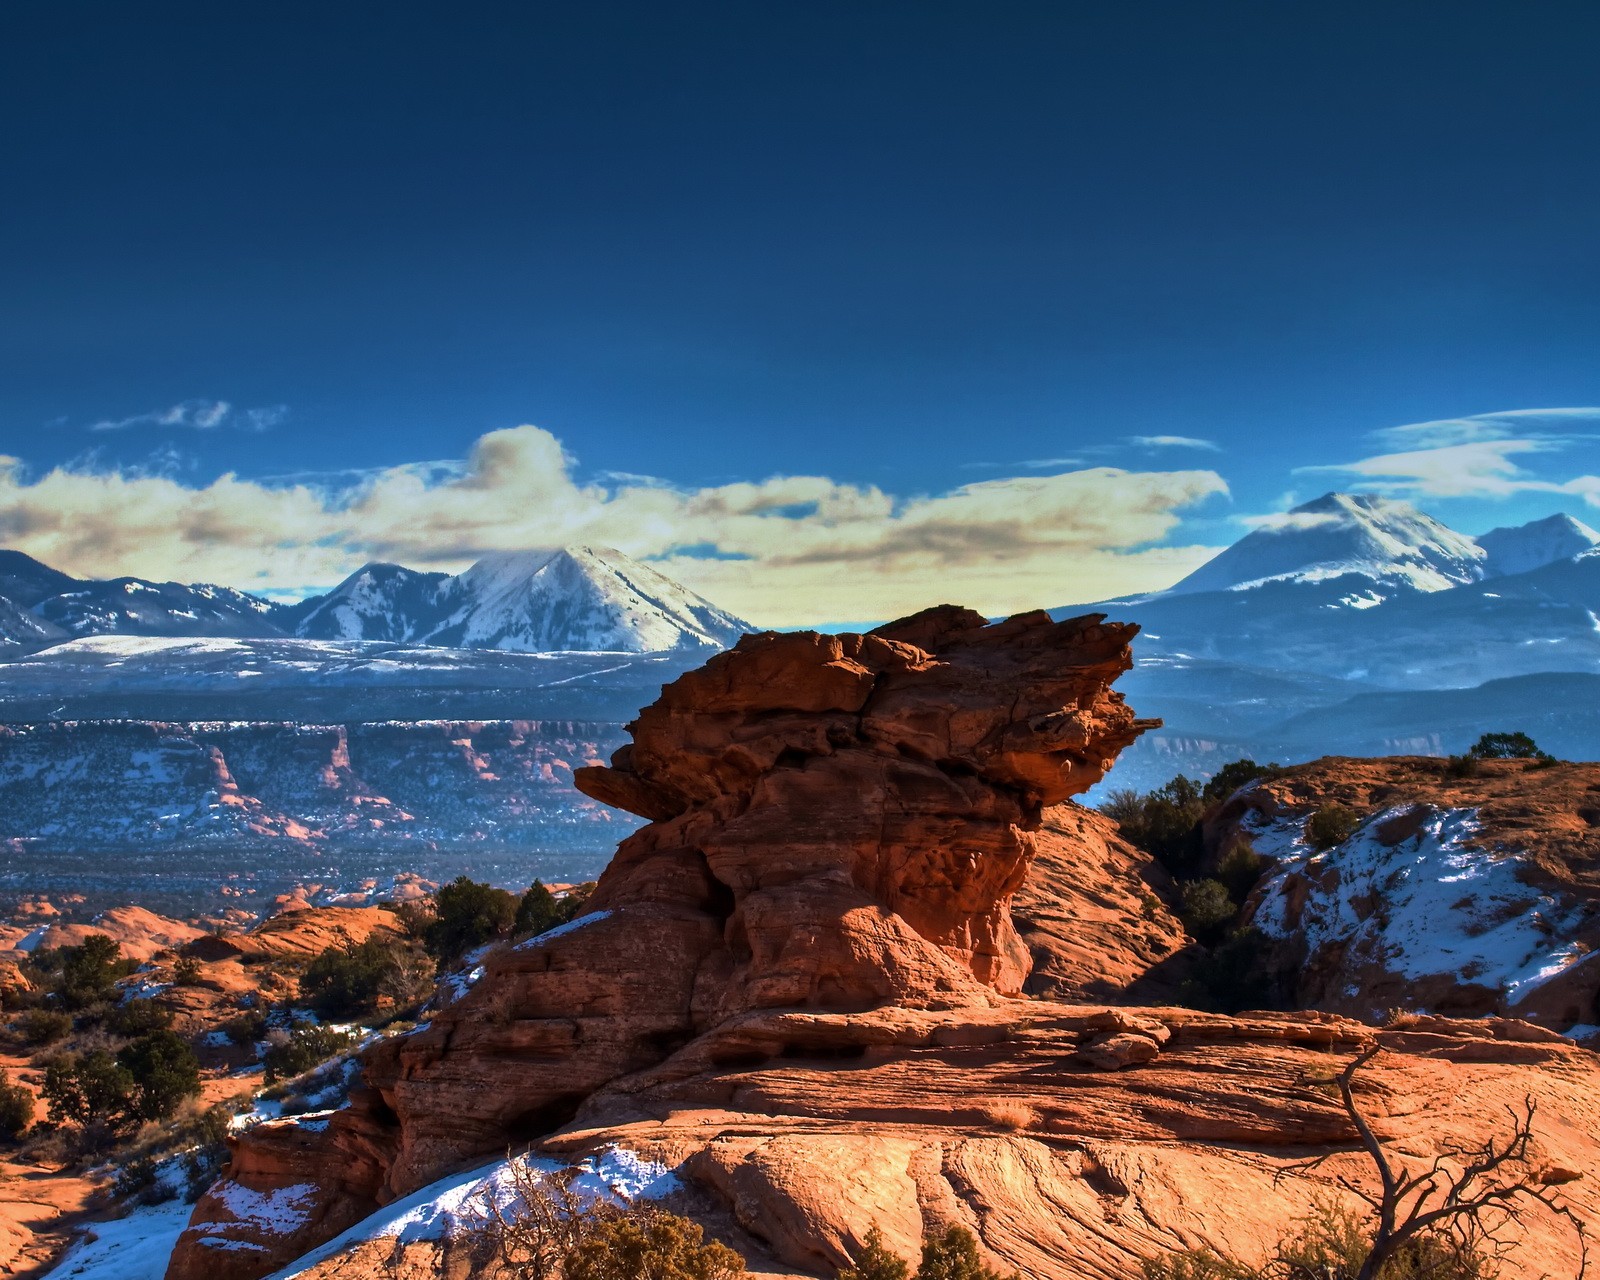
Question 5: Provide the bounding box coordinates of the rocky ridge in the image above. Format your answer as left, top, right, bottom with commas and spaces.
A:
164, 609, 1600, 1280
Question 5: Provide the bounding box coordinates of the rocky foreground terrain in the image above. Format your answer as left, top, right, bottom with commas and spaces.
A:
125, 605, 1596, 1280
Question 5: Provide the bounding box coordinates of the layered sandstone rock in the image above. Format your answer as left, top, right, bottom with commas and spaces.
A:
167, 606, 1157, 1279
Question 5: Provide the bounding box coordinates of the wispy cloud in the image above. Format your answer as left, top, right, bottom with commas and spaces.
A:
0, 424, 1228, 625
1300, 407, 1600, 502
1126, 435, 1221, 452
88, 399, 289, 433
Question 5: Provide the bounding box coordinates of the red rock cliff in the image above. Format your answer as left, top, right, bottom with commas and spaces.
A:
166, 605, 1156, 1280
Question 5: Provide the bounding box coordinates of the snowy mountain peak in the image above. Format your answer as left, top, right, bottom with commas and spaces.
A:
1475, 513, 1600, 579
287, 546, 751, 653
1165, 491, 1487, 597
427, 545, 751, 653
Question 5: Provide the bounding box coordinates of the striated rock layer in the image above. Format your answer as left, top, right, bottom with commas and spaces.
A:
168, 605, 1158, 1279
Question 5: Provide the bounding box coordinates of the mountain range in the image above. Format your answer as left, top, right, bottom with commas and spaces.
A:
1068, 492, 1600, 789
0, 545, 751, 656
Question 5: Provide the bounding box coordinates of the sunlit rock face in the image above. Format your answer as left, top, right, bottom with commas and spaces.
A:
167, 605, 1157, 1280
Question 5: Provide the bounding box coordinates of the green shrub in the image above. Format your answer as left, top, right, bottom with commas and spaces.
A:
114, 1153, 173, 1205
302, 937, 431, 1017
222, 1006, 268, 1046
1215, 841, 1267, 902
563, 1206, 746, 1280
262, 1024, 357, 1085
516, 880, 598, 938
1142, 1251, 1253, 1280
840, 1225, 911, 1280
172, 954, 204, 986
55, 935, 139, 1010
1179, 879, 1236, 945
1139, 1201, 1495, 1279
1444, 753, 1479, 779
42, 1050, 136, 1126
109, 998, 174, 1037
1198, 927, 1284, 1013
916, 1226, 1018, 1280
1201, 759, 1285, 804
119, 1029, 202, 1122
426, 877, 519, 963
1305, 804, 1358, 851
1101, 775, 1207, 876
0, 1069, 34, 1140
18, 1007, 72, 1045
1466, 731, 1550, 761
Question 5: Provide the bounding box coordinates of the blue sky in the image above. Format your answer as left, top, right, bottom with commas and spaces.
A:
2, 3, 1599, 624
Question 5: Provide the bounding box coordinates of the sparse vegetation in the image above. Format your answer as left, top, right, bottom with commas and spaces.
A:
564, 1210, 747, 1280
17, 1006, 72, 1045
1180, 879, 1236, 945
483, 1161, 745, 1280
41, 1027, 201, 1128
516, 879, 596, 938
426, 876, 520, 963
1305, 803, 1358, 851
1202, 759, 1287, 804
1147, 1047, 1587, 1279
172, 953, 204, 986
262, 1023, 358, 1085
28, 934, 140, 1010
839, 1225, 911, 1280
0, 1069, 34, 1140
301, 936, 431, 1017
838, 1224, 1018, 1280
1447, 731, 1557, 778
1101, 775, 1206, 877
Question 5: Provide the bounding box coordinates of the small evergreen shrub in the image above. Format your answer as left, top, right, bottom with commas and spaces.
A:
262, 1024, 357, 1085
172, 954, 204, 986
18, 1007, 72, 1045
0, 1069, 34, 1140
840, 1225, 911, 1280
1101, 775, 1207, 876
916, 1226, 1019, 1280
301, 937, 432, 1016
1305, 803, 1358, 851
1201, 759, 1286, 804
1179, 879, 1236, 945
562, 1207, 746, 1280
426, 877, 519, 962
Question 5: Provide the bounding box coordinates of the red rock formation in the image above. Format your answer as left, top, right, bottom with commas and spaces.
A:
167, 606, 1157, 1280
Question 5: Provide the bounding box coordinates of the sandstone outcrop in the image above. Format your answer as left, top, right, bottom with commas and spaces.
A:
166, 617, 1600, 1280
168, 606, 1157, 1279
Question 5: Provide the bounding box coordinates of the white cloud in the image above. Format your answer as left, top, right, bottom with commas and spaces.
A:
1126, 435, 1221, 452
1300, 408, 1600, 504
0, 425, 1227, 626
88, 399, 289, 433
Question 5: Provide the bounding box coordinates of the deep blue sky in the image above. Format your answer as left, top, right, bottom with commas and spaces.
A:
2, 3, 1599, 617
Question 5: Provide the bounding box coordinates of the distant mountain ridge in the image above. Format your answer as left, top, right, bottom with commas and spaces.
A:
0, 546, 753, 655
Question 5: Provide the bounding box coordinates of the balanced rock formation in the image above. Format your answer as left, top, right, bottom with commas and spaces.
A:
168, 606, 1157, 1279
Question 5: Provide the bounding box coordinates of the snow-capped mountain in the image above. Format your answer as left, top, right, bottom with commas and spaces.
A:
1165, 492, 1487, 597
419, 546, 749, 652
34, 578, 280, 639
0, 549, 79, 607
281, 563, 451, 642
1476, 513, 1600, 578
286, 546, 751, 653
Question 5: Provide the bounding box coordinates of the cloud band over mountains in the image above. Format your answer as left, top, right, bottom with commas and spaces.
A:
0, 425, 1228, 626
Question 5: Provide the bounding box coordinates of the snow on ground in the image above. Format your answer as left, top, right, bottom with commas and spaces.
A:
268, 1145, 680, 1279
39, 1199, 195, 1280
514, 909, 612, 951
1250, 806, 1588, 1009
